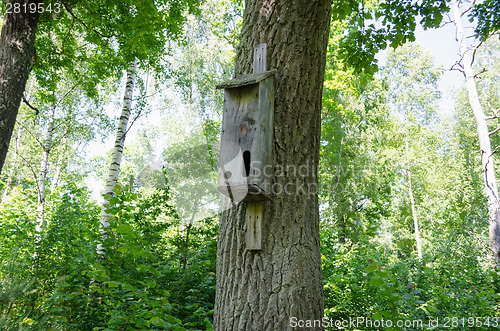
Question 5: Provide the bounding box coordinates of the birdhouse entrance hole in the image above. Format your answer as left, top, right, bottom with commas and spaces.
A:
243, 150, 251, 177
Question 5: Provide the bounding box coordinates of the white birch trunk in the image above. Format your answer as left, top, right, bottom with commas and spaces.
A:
34, 103, 56, 250
407, 167, 422, 258
97, 60, 137, 256
405, 108, 422, 258
50, 135, 67, 192
452, 0, 500, 260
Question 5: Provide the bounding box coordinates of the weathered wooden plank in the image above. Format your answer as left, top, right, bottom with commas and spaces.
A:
253, 43, 267, 74
246, 201, 264, 250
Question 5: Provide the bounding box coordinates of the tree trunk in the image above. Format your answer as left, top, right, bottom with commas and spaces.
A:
338, 214, 346, 243
214, 0, 332, 329
34, 103, 56, 251
0, 0, 42, 174
181, 223, 192, 273
405, 119, 422, 258
181, 198, 200, 273
407, 168, 422, 258
97, 61, 137, 256
452, 0, 500, 260
50, 141, 64, 192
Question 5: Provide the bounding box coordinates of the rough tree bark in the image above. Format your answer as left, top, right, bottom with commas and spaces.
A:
452, 0, 500, 260
97, 61, 137, 256
0, 0, 43, 174
214, 0, 332, 329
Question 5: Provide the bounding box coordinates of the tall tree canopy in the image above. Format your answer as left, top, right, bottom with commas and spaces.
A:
0, 0, 200, 174
332, 0, 499, 74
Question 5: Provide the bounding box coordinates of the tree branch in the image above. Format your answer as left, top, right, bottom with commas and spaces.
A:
491, 145, 500, 157
55, 83, 79, 108
470, 39, 483, 65
489, 127, 500, 136
486, 99, 500, 120
60, 0, 114, 39
22, 95, 40, 116
440, 14, 454, 28
124, 109, 144, 137
13, 149, 39, 192
473, 68, 487, 78
461, 0, 476, 17
53, 16, 76, 56
15, 120, 43, 147
450, 60, 465, 75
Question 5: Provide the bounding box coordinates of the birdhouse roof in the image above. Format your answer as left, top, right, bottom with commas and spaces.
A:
216, 69, 276, 89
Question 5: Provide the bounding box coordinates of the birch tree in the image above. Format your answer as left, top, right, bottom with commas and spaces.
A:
329, 0, 500, 260
382, 43, 441, 258
34, 103, 56, 249
97, 61, 137, 256
451, 0, 500, 260
406, 117, 423, 259
0, 0, 200, 175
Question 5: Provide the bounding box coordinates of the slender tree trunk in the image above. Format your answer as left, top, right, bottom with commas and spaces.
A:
0, 0, 43, 174
181, 198, 200, 273
338, 214, 347, 243
181, 224, 192, 272
407, 171, 422, 258
405, 121, 422, 258
50, 134, 68, 192
50, 145, 63, 192
214, 0, 332, 329
407, 166, 422, 258
452, 0, 500, 260
34, 103, 56, 250
97, 61, 137, 256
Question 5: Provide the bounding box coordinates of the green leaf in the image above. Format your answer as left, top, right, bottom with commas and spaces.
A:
147, 266, 161, 277
108, 197, 120, 205
105, 281, 121, 288
150, 317, 166, 327
370, 277, 384, 286
116, 224, 134, 234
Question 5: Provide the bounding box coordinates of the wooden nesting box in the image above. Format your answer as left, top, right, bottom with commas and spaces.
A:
216, 69, 276, 202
